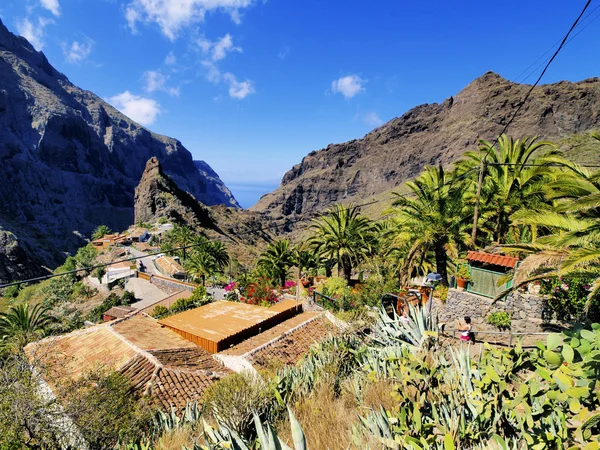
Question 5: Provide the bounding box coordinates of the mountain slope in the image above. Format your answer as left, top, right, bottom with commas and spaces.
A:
0, 19, 238, 282
251, 72, 600, 218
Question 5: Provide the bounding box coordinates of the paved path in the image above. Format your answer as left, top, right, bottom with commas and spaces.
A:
207, 287, 225, 300
128, 246, 159, 276
127, 278, 169, 309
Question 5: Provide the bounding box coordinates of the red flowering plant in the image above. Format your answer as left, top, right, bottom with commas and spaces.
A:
242, 277, 279, 306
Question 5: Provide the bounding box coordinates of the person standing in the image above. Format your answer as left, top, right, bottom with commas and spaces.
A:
457, 316, 474, 343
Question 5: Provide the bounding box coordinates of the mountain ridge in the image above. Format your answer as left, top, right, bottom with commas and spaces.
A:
251, 71, 600, 217
0, 18, 238, 282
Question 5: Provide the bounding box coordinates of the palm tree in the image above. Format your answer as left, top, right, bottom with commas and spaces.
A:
0, 303, 52, 348
257, 240, 295, 287
91, 225, 112, 240
169, 225, 201, 262
501, 145, 600, 313
185, 250, 217, 287
392, 165, 471, 286
458, 134, 561, 245
185, 241, 230, 286
308, 204, 375, 283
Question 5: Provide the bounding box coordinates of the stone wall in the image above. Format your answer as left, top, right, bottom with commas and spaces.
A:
149, 275, 196, 294
435, 288, 556, 340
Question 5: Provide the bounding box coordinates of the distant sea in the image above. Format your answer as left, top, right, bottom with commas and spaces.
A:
225, 181, 280, 209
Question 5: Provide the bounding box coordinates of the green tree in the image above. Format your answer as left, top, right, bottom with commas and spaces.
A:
91, 225, 112, 240
502, 139, 600, 314
392, 165, 471, 286
168, 224, 202, 262
74, 244, 98, 269
309, 204, 376, 283
257, 239, 295, 287
459, 134, 561, 245
186, 250, 217, 287
0, 304, 52, 349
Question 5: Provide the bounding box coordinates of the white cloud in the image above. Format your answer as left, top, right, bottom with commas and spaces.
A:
331, 74, 366, 99
16, 17, 51, 51
165, 51, 176, 65
223, 73, 254, 99
62, 38, 94, 63
40, 0, 60, 16
125, 0, 253, 40
363, 112, 383, 127
277, 45, 289, 59
143, 70, 180, 96
197, 34, 241, 61
108, 91, 161, 126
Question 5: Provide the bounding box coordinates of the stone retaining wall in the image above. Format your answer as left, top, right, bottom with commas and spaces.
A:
436, 288, 555, 336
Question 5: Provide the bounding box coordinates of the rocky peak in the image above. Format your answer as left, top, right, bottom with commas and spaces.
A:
252, 72, 600, 219
134, 158, 219, 232
0, 19, 237, 282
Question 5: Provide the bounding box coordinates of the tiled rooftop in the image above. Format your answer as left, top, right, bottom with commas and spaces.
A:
112, 314, 196, 350
248, 317, 337, 370
220, 311, 321, 356
27, 313, 230, 411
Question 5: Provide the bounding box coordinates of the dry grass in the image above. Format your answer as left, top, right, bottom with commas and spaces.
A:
154, 424, 197, 450
276, 378, 398, 450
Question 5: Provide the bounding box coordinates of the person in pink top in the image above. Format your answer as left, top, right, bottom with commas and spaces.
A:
457, 316, 474, 343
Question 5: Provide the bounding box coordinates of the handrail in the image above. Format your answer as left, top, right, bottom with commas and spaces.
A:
312, 290, 338, 310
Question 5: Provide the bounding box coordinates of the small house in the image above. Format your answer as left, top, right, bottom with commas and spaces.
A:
129, 227, 150, 242
154, 256, 186, 280
102, 305, 136, 322
463, 251, 520, 298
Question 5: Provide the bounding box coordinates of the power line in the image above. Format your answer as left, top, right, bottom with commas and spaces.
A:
472, 0, 593, 242
0, 166, 481, 290
513, 2, 600, 84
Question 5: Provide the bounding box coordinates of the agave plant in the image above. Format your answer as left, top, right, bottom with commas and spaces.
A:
372, 303, 439, 349
189, 407, 306, 450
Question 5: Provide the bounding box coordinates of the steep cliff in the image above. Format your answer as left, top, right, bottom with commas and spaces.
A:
251, 72, 600, 218
0, 19, 238, 282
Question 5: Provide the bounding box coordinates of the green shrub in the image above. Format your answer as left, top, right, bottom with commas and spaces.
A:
2, 283, 21, 299
74, 244, 97, 269
121, 291, 136, 305
322, 277, 348, 298
539, 276, 600, 322
456, 265, 471, 280
92, 267, 105, 283
169, 297, 197, 314
202, 372, 276, 440
486, 311, 511, 330
435, 284, 449, 302
150, 305, 169, 318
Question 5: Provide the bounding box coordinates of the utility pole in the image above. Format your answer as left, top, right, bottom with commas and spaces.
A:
471, 159, 485, 245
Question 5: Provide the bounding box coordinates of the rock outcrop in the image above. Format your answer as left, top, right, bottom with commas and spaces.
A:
134, 157, 219, 231
251, 72, 600, 218
0, 19, 238, 282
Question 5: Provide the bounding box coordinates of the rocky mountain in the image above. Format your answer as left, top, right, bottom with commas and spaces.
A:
134, 158, 278, 266
251, 72, 600, 218
0, 19, 238, 282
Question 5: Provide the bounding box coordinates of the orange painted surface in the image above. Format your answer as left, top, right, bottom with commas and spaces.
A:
159, 300, 299, 353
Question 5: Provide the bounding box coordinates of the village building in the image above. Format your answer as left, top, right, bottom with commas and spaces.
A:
91, 234, 131, 249
154, 256, 186, 280
26, 301, 337, 411
128, 227, 150, 242
102, 305, 136, 321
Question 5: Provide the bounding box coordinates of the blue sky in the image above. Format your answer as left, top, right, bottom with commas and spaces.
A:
2, 1, 600, 207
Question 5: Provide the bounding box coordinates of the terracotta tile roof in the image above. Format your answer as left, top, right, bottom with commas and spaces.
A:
249, 317, 337, 370
154, 256, 186, 277
29, 326, 138, 382
149, 348, 230, 374
220, 311, 321, 356
103, 306, 135, 319
27, 314, 231, 412
112, 314, 196, 351
152, 367, 219, 411
467, 251, 519, 269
